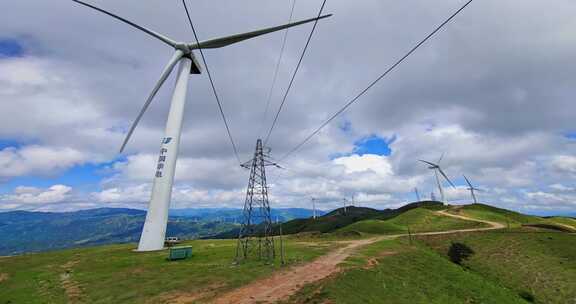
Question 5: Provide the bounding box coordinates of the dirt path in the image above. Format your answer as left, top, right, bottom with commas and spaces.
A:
436, 210, 506, 230
206, 210, 505, 304
211, 237, 382, 304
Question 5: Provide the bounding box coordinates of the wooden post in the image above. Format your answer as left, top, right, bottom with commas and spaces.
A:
279, 224, 285, 265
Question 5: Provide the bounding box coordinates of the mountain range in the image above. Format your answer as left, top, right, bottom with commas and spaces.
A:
0, 207, 324, 256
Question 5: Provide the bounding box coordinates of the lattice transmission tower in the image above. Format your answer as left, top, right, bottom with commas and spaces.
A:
235, 139, 279, 262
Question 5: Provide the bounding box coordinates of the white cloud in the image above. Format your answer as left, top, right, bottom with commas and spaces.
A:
2, 185, 72, 205
549, 183, 574, 192
0, 145, 88, 178
552, 155, 576, 174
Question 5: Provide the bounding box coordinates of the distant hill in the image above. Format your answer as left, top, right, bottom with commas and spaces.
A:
340, 208, 488, 235
447, 204, 576, 231
280, 201, 447, 235
170, 207, 325, 223
0, 207, 320, 256
210, 201, 447, 238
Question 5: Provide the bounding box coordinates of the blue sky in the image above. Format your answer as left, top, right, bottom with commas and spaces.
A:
353, 135, 394, 156
0, 39, 23, 57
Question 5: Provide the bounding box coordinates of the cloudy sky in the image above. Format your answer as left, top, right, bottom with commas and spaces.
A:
0, 0, 575, 215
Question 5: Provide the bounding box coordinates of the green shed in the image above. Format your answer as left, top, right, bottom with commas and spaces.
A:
168, 246, 193, 261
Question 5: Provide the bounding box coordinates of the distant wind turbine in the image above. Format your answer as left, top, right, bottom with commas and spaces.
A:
72, 0, 332, 252
414, 187, 421, 202
342, 198, 348, 215
310, 197, 317, 220
463, 175, 482, 204
419, 154, 456, 205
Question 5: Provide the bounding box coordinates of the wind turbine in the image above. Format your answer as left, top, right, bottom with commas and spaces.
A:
72, 0, 332, 251
419, 154, 455, 205
414, 187, 421, 202
463, 175, 482, 204
310, 197, 317, 220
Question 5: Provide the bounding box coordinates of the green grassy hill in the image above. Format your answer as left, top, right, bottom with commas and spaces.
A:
339, 207, 488, 235
447, 204, 576, 231
1, 202, 574, 303
278, 201, 446, 235
421, 230, 576, 304
287, 228, 576, 304
0, 239, 335, 304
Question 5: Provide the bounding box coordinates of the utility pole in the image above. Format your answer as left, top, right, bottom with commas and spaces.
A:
236, 139, 279, 263
342, 198, 348, 215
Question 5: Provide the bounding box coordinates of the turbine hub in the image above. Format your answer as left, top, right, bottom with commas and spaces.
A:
174, 43, 192, 55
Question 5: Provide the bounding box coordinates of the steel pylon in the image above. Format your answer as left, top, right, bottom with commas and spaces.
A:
235, 139, 278, 262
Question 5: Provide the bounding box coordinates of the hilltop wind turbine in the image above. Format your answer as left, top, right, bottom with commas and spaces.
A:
463, 175, 482, 204
414, 187, 421, 202
419, 154, 455, 205
72, 0, 332, 251
310, 197, 317, 220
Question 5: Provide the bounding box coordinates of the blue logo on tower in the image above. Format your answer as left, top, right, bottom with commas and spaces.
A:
155, 137, 172, 178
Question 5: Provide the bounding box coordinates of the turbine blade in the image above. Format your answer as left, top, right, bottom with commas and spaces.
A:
72, 0, 176, 47
438, 167, 456, 188
119, 51, 184, 153
438, 152, 445, 164
471, 189, 478, 204
463, 175, 473, 188
418, 160, 437, 167
191, 14, 333, 49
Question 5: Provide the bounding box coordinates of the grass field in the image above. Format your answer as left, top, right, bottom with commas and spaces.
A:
0, 238, 336, 304
447, 204, 576, 232
421, 230, 576, 304
339, 208, 488, 235
1, 203, 573, 304
284, 238, 527, 304
285, 228, 576, 304
548, 217, 576, 229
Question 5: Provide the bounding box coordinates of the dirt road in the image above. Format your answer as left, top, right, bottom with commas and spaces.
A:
212, 237, 382, 304
205, 210, 504, 304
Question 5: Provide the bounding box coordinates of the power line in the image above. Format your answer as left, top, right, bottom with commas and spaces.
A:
264, 0, 329, 145
182, 0, 242, 165
279, 0, 475, 161
258, 0, 297, 139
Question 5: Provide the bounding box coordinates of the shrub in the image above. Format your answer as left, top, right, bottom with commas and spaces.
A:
447, 242, 475, 265
519, 291, 535, 302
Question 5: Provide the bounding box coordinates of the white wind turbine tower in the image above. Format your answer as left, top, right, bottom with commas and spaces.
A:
73, 0, 332, 251
419, 154, 456, 205
310, 197, 317, 220
463, 175, 482, 204
414, 187, 421, 202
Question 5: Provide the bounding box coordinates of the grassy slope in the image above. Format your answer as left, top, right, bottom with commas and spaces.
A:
287, 229, 576, 304
0, 239, 335, 304
548, 217, 576, 229
339, 208, 488, 235
285, 238, 526, 304
278, 202, 446, 236
421, 230, 576, 304
447, 204, 576, 231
